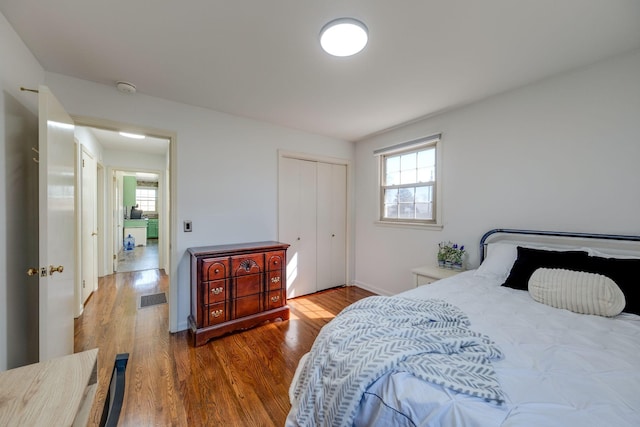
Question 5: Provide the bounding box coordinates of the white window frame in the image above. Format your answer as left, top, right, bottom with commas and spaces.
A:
374, 134, 443, 230
135, 186, 158, 213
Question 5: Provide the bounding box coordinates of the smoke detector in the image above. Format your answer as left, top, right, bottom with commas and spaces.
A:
116, 81, 137, 94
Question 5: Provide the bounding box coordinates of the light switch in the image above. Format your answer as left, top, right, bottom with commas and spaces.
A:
184, 220, 192, 232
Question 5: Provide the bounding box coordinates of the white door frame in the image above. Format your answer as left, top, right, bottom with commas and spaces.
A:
71, 116, 179, 333
96, 163, 105, 277
112, 167, 164, 268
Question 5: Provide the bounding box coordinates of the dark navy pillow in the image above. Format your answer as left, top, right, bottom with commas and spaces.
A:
501, 246, 590, 291
580, 256, 640, 315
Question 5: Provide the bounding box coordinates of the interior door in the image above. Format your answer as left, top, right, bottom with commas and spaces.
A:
316, 162, 347, 291
112, 175, 120, 272
38, 86, 75, 361
279, 157, 317, 298
81, 149, 97, 304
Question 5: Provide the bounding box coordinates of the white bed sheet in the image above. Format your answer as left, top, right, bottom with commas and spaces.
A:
352, 271, 640, 427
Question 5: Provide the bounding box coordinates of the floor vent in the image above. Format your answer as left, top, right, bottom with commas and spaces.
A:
139, 292, 167, 308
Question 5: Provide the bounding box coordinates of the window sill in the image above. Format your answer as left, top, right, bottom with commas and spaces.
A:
374, 220, 443, 231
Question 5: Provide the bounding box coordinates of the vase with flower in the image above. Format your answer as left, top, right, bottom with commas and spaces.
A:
438, 241, 465, 270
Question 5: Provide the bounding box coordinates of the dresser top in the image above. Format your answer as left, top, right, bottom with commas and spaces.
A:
188, 241, 289, 257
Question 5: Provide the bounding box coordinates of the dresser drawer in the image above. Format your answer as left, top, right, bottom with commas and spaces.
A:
234, 294, 262, 318
265, 251, 286, 271
206, 302, 228, 326
231, 254, 264, 276
267, 290, 284, 310
206, 279, 227, 304
267, 270, 283, 291
235, 273, 262, 298
200, 258, 228, 281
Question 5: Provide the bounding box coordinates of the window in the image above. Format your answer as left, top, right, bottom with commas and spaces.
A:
136, 187, 157, 212
376, 134, 441, 226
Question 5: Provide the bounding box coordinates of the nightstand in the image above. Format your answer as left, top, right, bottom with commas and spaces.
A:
411, 265, 462, 287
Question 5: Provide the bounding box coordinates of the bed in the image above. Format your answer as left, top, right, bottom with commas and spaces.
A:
286, 229, 640, 427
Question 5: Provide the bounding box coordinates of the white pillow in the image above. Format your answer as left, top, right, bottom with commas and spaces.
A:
589, 248, 640, 260
474, 242, 518, 282
474, 241, 597, 283
528, 268, 626, 317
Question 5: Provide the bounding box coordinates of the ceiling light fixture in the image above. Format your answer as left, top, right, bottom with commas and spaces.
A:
119, 132, 146, 139
320, 18, 368, 57
116, 81, 137, 94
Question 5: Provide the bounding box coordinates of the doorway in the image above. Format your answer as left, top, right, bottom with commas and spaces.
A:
116, 170, 161, 273
73, 120, 173, 324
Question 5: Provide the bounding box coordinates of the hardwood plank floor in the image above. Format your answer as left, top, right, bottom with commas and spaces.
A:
74, 270, 375, 426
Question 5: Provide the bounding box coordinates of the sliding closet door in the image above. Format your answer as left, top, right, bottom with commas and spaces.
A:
316, 162, 347, 291
279, 157, 317, 298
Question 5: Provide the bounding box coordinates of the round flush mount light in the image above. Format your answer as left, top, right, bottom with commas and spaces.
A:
320, 18, 368, 57
116, 81, 137, 94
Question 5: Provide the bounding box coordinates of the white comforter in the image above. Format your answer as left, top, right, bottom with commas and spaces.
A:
291, 271, 640, 427
289, 297, 504, 426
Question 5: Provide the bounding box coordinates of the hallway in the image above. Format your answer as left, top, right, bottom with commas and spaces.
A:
116, 239, 159, 272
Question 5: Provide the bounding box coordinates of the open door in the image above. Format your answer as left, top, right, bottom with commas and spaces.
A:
37, 86, 75, 361
81, 149, 98, 305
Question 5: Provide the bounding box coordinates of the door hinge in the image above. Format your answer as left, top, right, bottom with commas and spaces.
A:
113, 254, 117, 260
82, 159, 85, 167
82, 279, 86, 288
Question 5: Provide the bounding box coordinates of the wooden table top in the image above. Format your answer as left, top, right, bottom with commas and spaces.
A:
0, 348, 98, 427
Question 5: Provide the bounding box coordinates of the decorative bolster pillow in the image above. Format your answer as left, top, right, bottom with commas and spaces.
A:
528, 268, 626, 317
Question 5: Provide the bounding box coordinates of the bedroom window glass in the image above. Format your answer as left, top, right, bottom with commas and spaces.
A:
376, 134, 440, 225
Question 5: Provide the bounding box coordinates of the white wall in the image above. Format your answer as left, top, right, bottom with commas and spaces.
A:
0, 12, 45, 370
354, 49, 640, 296
43, 72, 356, 331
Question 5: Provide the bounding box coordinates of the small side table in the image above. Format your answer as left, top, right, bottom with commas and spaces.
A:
411, 265, 462, 287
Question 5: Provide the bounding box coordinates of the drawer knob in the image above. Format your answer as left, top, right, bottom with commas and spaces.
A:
270, 295, 280, 303
211, 287, 224, 295
211, 309, 223, 318
274, 260, 278, 265
271, 276, 280, 283
214, 268, 220, 274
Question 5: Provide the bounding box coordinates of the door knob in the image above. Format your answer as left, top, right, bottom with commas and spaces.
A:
49, 265, 64, 275
27, 267, 39, 276
91, 232, 97, 236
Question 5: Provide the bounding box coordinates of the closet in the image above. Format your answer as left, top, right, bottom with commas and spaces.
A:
278, 156, 347, 298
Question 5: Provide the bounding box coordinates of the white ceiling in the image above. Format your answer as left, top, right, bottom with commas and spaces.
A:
2, 1, 639, 142
86, 127, 169, 156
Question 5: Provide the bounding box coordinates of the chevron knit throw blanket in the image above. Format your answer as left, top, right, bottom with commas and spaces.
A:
289, 296, 505, 427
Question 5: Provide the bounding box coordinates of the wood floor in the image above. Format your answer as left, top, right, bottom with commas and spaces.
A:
74, 270, 375, 426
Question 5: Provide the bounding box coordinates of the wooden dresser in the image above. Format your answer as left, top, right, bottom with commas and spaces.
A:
188, 241, 290, 346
